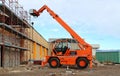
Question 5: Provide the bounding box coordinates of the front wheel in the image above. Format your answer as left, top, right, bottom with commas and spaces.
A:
48, 58, 60, 68
76, 58, 89, 69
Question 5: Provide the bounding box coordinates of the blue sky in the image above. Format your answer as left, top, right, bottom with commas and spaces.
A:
19, 0, 120, 50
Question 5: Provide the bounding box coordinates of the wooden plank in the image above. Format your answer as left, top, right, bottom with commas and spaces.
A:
40, 45, 42, 59
3, 47, 10, 67
35, 44, 40, 60
41, 46, 44, 59
33, 42, 36, 60
44, 48, 46, 56
17, 50, 20, 66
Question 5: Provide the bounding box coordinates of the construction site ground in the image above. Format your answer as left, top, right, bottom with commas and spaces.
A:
0, 64, 120, 76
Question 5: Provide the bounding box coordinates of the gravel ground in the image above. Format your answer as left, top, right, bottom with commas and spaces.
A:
0, 64, 120, 76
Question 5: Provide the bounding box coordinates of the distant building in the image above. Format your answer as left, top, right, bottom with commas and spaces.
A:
91, 44, 100, 57
96, 50, 120, 63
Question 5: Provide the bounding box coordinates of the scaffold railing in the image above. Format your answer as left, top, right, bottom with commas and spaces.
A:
0, 0, 31, 23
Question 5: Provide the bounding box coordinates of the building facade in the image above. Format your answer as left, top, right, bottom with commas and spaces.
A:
0, 0, 48, 68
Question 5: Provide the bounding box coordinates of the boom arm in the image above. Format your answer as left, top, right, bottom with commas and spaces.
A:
29, 5, 92, 51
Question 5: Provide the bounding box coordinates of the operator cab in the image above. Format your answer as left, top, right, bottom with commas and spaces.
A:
51, 38, 79, 55
54, 41, 68, 54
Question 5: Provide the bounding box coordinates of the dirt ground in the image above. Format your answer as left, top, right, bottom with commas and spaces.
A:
0, 64, 120, 76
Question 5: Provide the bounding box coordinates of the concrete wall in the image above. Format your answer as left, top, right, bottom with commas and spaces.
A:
23, 27, 49, 61
27, 27, 48, 48
3, 47, 20, 67
0, 26, 49, 67
91, 44, 100, 57
27, 43, 48, 61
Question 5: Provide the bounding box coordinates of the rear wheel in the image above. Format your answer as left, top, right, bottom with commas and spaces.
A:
49, 58, 60, 68
76, 58, 89, 69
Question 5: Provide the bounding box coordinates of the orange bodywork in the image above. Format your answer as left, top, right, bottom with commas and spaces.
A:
30, 5, 92, 68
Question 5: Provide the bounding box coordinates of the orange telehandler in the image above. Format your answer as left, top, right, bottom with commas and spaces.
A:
29, 5, 92, 69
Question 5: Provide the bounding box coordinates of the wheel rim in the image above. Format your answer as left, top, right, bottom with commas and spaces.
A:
51, 60, 57, 67
79, 60, 86, 67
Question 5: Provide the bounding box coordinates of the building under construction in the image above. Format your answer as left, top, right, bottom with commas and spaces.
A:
0, 0, 48, 68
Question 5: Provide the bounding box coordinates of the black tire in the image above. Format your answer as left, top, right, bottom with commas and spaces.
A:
48, 58, 60, 68
76, 58, 89, 69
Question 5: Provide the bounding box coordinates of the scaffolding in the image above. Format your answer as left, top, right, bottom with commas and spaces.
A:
0, 0, 31, 22
0, 0, 49, 67
0, 0, 31, 67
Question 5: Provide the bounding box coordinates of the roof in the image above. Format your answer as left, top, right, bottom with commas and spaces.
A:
96, 50, 120, 52
91, 44, 100, 49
